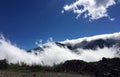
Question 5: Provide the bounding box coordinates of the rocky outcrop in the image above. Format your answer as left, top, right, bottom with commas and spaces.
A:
0, 59, 8, 69
55, 57, 120, 77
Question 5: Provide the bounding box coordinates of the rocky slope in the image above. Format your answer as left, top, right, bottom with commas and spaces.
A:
55, 57, 120, 77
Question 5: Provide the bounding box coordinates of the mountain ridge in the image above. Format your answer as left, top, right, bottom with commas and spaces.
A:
28, 38, 120, 53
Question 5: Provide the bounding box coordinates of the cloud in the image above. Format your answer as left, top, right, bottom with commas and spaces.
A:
62, 32, 120, 44
0, 36, 42, 65
0, 32, 120, 66
63, 0, 116, 21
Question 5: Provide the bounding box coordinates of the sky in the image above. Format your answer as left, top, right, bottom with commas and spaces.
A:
0, 0, 120, 50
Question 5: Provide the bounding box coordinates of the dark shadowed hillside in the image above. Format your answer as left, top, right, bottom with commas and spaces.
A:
0, 57, 120, 77
55, 57, 120, 77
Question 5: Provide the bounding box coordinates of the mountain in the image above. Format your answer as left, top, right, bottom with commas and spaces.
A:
27, 33, 120, 56
28, 38, 120, 53
63, 39, 120, 50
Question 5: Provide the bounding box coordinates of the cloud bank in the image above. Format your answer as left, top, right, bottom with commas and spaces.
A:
63, 0, 116, 21
0, 32, 120, 66
62, 32, 120, 45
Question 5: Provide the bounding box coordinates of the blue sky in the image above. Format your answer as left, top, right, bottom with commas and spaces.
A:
0, 0, 120, 50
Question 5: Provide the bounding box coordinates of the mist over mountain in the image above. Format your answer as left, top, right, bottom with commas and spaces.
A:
0, 32, 120, 66
29, 32, 120, 53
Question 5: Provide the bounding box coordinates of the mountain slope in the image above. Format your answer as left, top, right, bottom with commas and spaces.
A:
28, 33, 120, 52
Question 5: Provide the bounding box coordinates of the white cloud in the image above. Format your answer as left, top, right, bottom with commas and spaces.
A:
63, 0, 116, 21
0, 32, 120, 66
62, 32, 120, 44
